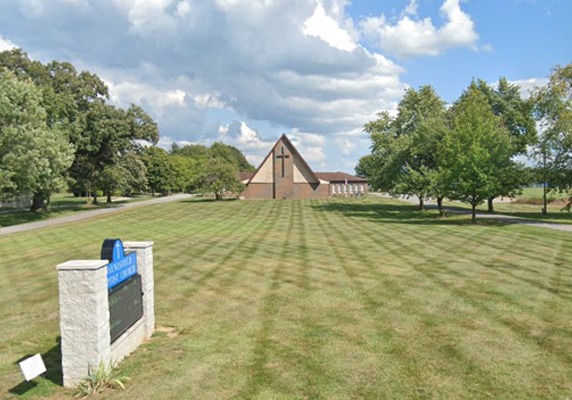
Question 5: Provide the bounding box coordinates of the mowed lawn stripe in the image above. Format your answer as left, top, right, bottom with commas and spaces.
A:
314, 200, 485, 397
309, 200, 420, 398
0, 197, 571, 399
311, 198, 572, 397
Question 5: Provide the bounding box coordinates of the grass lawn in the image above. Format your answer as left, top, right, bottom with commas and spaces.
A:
1, 197, 571, 399
0, 193, 153, 228
518, 187, 568, 203
493, 188, 572, 224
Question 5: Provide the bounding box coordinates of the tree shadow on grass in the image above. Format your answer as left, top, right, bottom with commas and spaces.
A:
0, 202, 123, 228
311, 201, 514, 227
501, 211, 572, 223
9, 337, 62, 396
180, 197, 240, 204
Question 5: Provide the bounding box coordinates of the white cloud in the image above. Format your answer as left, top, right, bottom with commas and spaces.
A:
509, 77, 548, 99
0, 35, 17, 51
106, 80, 186, 114
359, 0, 479, 58
404, 0, 418, 16
19, 0, 89, 16
303, 1, 356, 52
335, 137, 356, 156
1, 0, 410, 172
176, 1, 191, 18
111, 0, 178, 37
216, 121, 276, 166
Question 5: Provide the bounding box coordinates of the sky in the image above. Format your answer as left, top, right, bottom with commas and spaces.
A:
0, 0, 570, 173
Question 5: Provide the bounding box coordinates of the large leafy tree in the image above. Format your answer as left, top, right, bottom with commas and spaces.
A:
0, 49, 156, 204
0, 71, 74, 210
69, 102, 158, 203
364, 86, 447, 210
173, 142, 255, 172
193, 160, 245, 200
0, 49, 108, 135
170, 155, 200, 193
96, 152, 148, 202
142, 146, 177, 196
440, 86, 516, 223
466, 78, 536, 211
532, 63, 572, 207
210, 142, 255, 172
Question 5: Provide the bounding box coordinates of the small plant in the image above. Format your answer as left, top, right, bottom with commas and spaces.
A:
74, 361, 130, 397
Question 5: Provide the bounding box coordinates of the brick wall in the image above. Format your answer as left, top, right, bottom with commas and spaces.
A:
241, 182, 330, 199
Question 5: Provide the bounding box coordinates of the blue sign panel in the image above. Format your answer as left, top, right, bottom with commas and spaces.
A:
101, 239, 138, 289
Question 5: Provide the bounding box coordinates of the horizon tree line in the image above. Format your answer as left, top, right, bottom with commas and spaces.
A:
0, 48, 254, 210
356, 63, 571, 223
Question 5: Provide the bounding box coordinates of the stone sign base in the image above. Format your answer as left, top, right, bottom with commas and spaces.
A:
56, 241, 154, 387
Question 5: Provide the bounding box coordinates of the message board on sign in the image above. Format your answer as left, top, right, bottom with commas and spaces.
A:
109, 274, 144, 343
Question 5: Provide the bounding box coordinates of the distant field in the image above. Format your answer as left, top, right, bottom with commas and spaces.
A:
467, 188, 572, 224
1, 197, 571, 399
515, 187, 568, 204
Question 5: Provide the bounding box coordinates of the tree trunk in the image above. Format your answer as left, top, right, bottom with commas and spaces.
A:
437, 197, 445, 218
93, 192, 98, 205
487, 197, 494, 213
471, 203, 477, 224
30, 192, 47, 212
106, 190, 112, 204
418, 196, 425, 211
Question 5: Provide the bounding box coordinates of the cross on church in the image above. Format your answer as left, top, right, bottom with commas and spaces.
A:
276, 146, 290, 178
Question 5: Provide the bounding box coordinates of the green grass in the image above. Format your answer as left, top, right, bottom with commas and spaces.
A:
517, 187, 568, 204
438, 195, 572, 224
1, 197, 571, 399
0, 193, 153, 228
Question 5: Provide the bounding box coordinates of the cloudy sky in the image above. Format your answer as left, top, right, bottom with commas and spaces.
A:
0, 0, 570, 172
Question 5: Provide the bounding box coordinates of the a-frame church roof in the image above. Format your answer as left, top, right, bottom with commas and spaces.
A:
244, 133, 322, 185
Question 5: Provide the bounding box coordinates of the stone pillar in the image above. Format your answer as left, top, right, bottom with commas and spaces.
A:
124, 241, 155, 340
56, 260, 111, 388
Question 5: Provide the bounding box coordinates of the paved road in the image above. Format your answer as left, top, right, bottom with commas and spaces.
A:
0, 194, 193, 237
370, 193, 572, 233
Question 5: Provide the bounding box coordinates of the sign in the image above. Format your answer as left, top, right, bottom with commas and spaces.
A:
18, 354, 46, 381
108, 274, 144, 343
102, 239, 138, 289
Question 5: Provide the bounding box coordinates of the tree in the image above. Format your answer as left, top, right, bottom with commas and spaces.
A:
355, 154, 377, 179
142, 146, 176, 196
193, 160, 245, 200
171, 143, 210, 160
170, 155, 199, 193
0, 49, 108, 136
363, 86, 447, 210
69, 102, 158, 203
173, 142, 255, 172
532, 63, 572, 211
440, 87, 516, 223
0, 71, 74, 210
467, 78, 536, 212
0, 49, 157, 203
97, 152, 148, 202
210, 142, 256, 172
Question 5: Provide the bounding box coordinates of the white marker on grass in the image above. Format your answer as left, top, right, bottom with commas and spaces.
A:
18, 354, 46, 381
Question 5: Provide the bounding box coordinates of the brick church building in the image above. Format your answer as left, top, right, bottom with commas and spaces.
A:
239, 134, 368, 200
